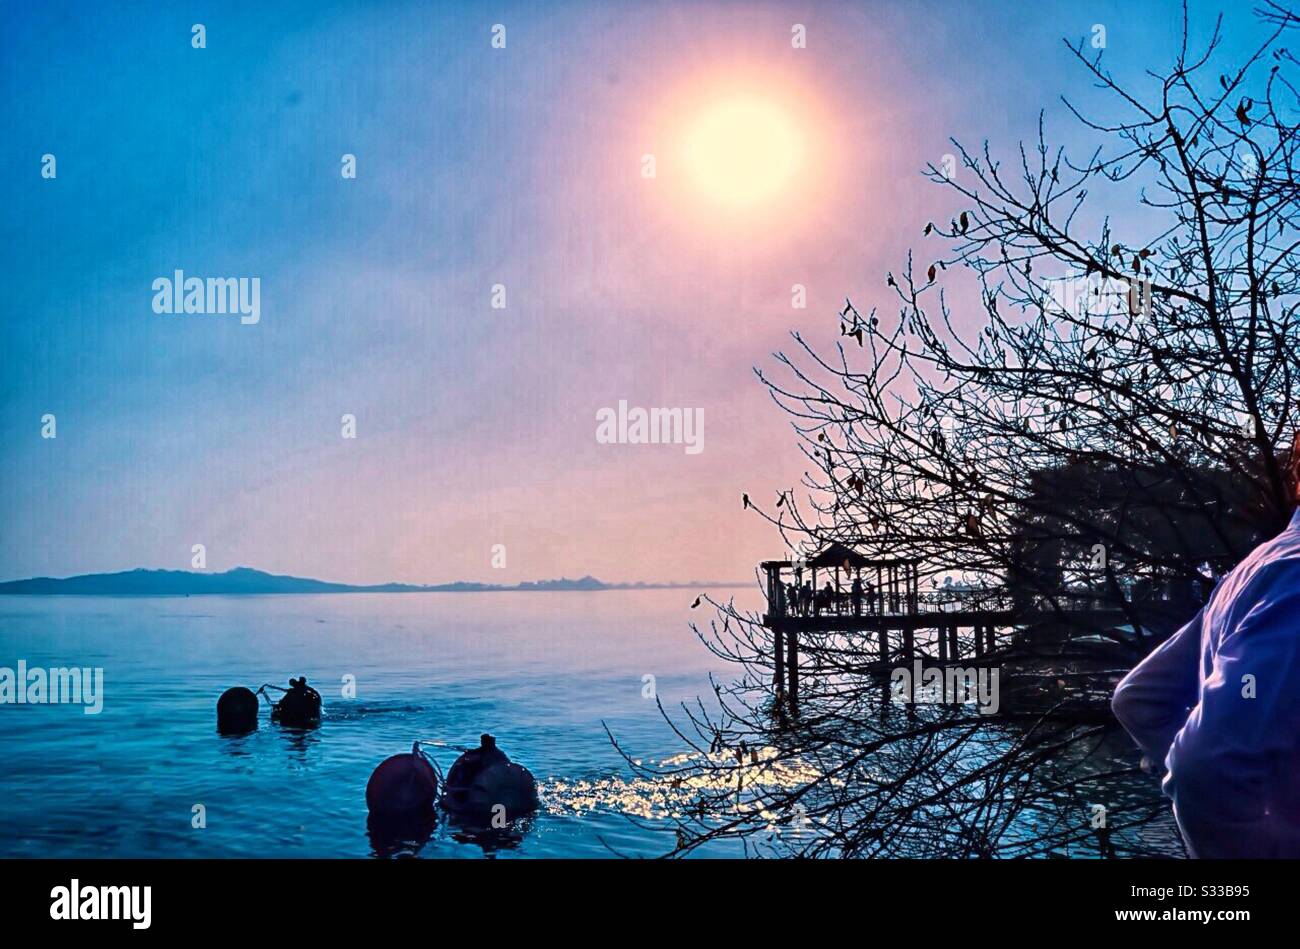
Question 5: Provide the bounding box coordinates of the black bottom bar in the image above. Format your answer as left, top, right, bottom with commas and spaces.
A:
0, 858, 1278, 934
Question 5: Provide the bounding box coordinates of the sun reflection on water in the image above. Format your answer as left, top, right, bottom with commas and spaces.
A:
541, 746, 828, 823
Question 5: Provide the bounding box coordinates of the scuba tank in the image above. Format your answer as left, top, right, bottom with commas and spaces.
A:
270, 677, 322, 728
366, 743, 439, 819
442, 734, 538, 821
216, 686, 259, 734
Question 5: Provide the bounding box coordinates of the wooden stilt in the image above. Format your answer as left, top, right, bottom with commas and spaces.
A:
773, 622, 785, 692
879, 623, 890, 703
902, 626, 916, 707
787, 627, 799, 717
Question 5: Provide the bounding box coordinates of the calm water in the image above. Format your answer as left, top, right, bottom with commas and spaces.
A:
0, 590, 758, 858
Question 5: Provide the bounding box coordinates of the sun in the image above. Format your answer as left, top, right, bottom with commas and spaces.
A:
680, 97, 804, 209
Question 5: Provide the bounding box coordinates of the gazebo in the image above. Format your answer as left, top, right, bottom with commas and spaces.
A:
762, 543, 921, 618
805, 542, 871, 613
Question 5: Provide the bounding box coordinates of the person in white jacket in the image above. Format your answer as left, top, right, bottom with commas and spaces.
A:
1113, 438, 1300, 857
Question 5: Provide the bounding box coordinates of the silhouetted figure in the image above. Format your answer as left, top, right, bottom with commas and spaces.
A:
271, 675, 321, 728
443, 734, 539, 824
821, 581, 835, 615
1113, 434, 1300, 858
801, 581, 813, 616
851, 576, 864, 616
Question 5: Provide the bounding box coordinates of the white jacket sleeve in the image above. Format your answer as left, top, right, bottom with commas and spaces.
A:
1163, 567, 1300, 858
1112, 608, 1203, 771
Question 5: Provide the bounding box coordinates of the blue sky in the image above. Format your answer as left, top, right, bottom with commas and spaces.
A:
0, 0, 1282, 583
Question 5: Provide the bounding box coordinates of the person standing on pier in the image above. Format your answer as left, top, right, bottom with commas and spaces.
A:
1113, 433, 1300, 858
851, 575, 864, 617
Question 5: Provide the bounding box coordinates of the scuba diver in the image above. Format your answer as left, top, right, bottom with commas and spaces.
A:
442, 734, 539, 822
270, 675, 322, 728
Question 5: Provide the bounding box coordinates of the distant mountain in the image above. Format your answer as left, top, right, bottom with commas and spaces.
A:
0, 567, 748, 595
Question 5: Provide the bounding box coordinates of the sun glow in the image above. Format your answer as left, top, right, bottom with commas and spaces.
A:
636, 68, 841, 243
680, 97, 805, 209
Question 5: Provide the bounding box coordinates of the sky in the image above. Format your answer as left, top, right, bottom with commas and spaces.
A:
0, 0, 1282, 584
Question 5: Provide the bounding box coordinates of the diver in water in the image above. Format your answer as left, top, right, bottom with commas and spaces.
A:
272, 675, 322, 727
443, 734, 538, 821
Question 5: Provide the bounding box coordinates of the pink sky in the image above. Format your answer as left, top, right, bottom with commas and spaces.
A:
7, 0, 1212, 584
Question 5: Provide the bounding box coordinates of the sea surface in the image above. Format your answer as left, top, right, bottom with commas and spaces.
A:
0, 589, 1181, 859
0, 589, 756, 858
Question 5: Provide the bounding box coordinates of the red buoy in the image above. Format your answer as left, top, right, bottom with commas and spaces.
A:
366, 744, 439, 819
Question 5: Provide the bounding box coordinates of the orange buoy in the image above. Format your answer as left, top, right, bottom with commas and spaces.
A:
366, 744, 439, 819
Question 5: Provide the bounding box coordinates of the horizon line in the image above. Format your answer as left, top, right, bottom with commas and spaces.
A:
0, 564, 754, 592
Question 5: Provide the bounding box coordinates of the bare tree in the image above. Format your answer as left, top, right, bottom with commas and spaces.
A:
621, 2, 1300, 858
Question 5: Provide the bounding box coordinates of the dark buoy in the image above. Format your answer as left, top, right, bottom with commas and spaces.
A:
366, 743, 439, 819
443, 734, 539, 821
270, 676, 321, 728
216, 686, 259, 734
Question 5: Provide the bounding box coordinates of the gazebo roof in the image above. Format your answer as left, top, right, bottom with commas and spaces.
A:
805, 542, 873, 569
760, 544, 922, 571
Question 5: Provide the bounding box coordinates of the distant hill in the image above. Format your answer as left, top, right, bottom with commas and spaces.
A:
0, 567, 748, 595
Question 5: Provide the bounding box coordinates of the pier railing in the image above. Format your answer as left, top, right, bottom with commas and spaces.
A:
760, 557, 1142, 716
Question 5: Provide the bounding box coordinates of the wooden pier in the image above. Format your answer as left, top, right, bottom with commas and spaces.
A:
760, 544, 1129, 716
